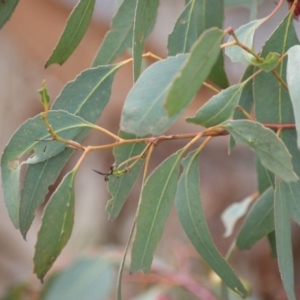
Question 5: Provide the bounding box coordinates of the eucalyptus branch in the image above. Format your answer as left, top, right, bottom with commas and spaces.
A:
226, 28, 263, 62
235, 106, 254, 121
202, 82, 220, 94
271, 69, 288, 90
41, 112, 85, 151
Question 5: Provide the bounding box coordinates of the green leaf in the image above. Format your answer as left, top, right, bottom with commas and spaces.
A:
38, 82, 51, 109
45, 0, 95, 67
92, 0, 136, 66
250, 52, 280, 72
52, 65, 120, 121
19, 65, 119, 237
267, 231, 277, 258
225, 18, 266, 64
256, 157, 274, 194
0, 0, 19, 30
209, 52, 229, 89
34, 170, 76, 281
20, 150, 74, 238
223, 120, 298, 182
254, 14, 298, 124
175, 151, 247, 298
167, 0, 228, 88
280, 130, 300, 226
130, 151, 182, 273
287, 45, 300, 149
165, 28, 224, 117
229, 65, 255, 152
275, 177, 296, 300
168, 0, 223, 55
106, 131, 146, 220
133, 0, 159, 81
43, 257, 114, 300
120, 55, 187, 136
236, 187, 274, 250
186, 83, 244, 127
1, 110, 90, 229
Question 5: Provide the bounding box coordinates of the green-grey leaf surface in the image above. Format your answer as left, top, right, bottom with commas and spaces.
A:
209, 52, 229, 89
280, 130, 300, 226
168, 0, 223, 55
0, 0, 19, 29
45, 0, 95, 67
186, 83, 244, 127
256, 157, 274, 194
130, 151, 182, 273
19, 65, 118, 237
1, 110, 89, 229
106, 131, 146, 220
165, 28, 224, 117
20, 150, 73, 238
223, 120, 298, 182
133, 0, 159, 81
92, 0, 136, 66
229, 65, 255, 152
167, 0, 227, 88
253, 15, 300, 225
254, 14, 298, 124
236, 187, 274, 250
175, 151, 246, 298
44, 257, 113, 300
120, 55, 187, 136
275, 177, 296, 300
34, 170, 76, 281
267, 231, 277, 258
287, 45, 300, 148
225, 18, 266, 64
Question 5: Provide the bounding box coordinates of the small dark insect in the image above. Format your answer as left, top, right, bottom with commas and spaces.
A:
287, 0, 300, 18
93, 163, 116, 181
1, 0, 5, 4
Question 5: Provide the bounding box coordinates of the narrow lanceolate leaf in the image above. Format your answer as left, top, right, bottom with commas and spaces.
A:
19, 65, 119, 238
168, 0, 223, 55
256, 157, 274, 194
229, 65, 255, 152
254, 14, 298, 124
287, 45, 300, 149
275, 177, 296, 300
223, 120, 298, 182
92, 0, 136, 66
281, 130, 300, 226
34, 170, 76, 281
225, 17, 267, 64
133, 0, 159, 81
1, 110, 89, 229
236, 187, 274, 250
175, 151, 247, 298
130, 151, 182, 273
165, 28, 224, 117
45, 0, 95, 67
106, 131, 146, 220
44, 257, 114, 300
168, 0, 228, 89
186, 82, 244, 127
121, 55, 187, 136
0, 0, 19, 29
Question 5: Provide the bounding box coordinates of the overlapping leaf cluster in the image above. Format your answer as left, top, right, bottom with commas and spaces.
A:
2, 0, 300, 299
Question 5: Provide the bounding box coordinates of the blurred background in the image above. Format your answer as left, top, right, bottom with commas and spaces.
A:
0, 0, 299, 299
